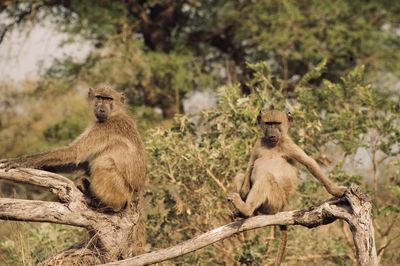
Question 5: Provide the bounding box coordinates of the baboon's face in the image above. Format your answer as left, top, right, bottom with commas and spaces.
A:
257, 110, 292, 146
262, 122, 282, 146
88, 86, 124, 123
93, 95, 114, 122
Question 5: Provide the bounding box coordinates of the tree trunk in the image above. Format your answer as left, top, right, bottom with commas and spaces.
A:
0, 168, 145, 265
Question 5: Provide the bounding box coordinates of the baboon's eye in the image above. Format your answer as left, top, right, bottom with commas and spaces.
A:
95, 95, 114, 101
265, 122, 282, 126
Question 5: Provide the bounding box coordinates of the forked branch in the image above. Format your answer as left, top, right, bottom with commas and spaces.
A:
0, 168, 143, 262
104, 184, 377, 266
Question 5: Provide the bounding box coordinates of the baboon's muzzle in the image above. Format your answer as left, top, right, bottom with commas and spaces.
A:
95, 105, 109, 122
265, 128, 280, 144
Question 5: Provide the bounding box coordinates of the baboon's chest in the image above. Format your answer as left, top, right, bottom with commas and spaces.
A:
257, 149, 289, 162
253, 150, 298, 180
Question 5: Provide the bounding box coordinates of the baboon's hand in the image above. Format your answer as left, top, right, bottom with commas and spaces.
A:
227, 192, 236, 202
0, 158, 23, 172
75, 176, 91, 193
231, 210, 246, 219
329, 185, 347, 197
227, 192, 242, 206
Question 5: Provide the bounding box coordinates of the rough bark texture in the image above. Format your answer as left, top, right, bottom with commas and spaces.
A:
0, 168, 144, 265
0, 168, 377, 266
104, 185, 377, 266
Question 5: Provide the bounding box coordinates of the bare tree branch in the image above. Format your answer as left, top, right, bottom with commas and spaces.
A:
103, 201, 336, 265
0, 168, 144, 263
102, 207, 333, 265
0, 198, 90, 227
103, 184, 377, 266
0, 168, 77, 201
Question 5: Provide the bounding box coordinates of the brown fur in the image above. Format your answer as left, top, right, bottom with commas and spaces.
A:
0, 85, 146, 212
229, 109, 346, 265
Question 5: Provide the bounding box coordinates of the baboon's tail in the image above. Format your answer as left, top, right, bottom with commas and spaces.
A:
274, 225, 288, 266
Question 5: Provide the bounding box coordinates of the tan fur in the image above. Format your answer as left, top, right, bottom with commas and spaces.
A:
229, 110, 346, 265
1, 85, 146, 212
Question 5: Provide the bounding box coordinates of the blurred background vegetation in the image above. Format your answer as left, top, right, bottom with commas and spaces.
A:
0, 0, 399, 265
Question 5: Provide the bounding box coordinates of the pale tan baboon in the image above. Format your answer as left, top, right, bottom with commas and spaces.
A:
228, 109, 346, 266
0, 85, 146, 212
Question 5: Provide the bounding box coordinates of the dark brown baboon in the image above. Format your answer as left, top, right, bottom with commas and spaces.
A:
228, 109, 346, 266
0, 85, 146, 212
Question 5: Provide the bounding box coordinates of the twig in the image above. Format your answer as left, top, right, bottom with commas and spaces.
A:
267, 253, 349, 262
195, 155, 227, 193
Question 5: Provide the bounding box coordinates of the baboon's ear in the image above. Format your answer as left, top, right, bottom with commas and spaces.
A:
257, 111, 262, 124
88, 88, 94, 99
287, 112, 294, 123
120, 93, 125, 104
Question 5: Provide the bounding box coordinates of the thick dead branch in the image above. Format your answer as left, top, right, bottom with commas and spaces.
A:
0, 168, 144, 264
0, 168, 78, 202
345, 185, 378, 266
103, 206, 331, 265
104, 184, 377, 266
0, 168, 377, 266
0, 198, 90, 227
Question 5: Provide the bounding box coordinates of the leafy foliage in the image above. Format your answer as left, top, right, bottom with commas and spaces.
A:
0, 222, 84, 265
0, 1, 400, 265
2, 0, 399, 117
0, 61, 398, 265
143, 65, 399, 264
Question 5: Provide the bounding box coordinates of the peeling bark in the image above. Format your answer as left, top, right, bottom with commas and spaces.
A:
0, 168, 144, 265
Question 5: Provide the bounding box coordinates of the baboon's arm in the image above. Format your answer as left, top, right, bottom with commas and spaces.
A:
0, 145, 79, 171
240, 141, 260, 197
18, 146, 79, 169
1, 127, 100, 171
286, 140, 346, 197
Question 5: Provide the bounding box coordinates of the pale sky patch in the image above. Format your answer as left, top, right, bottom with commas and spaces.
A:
0, 20, 91, 81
